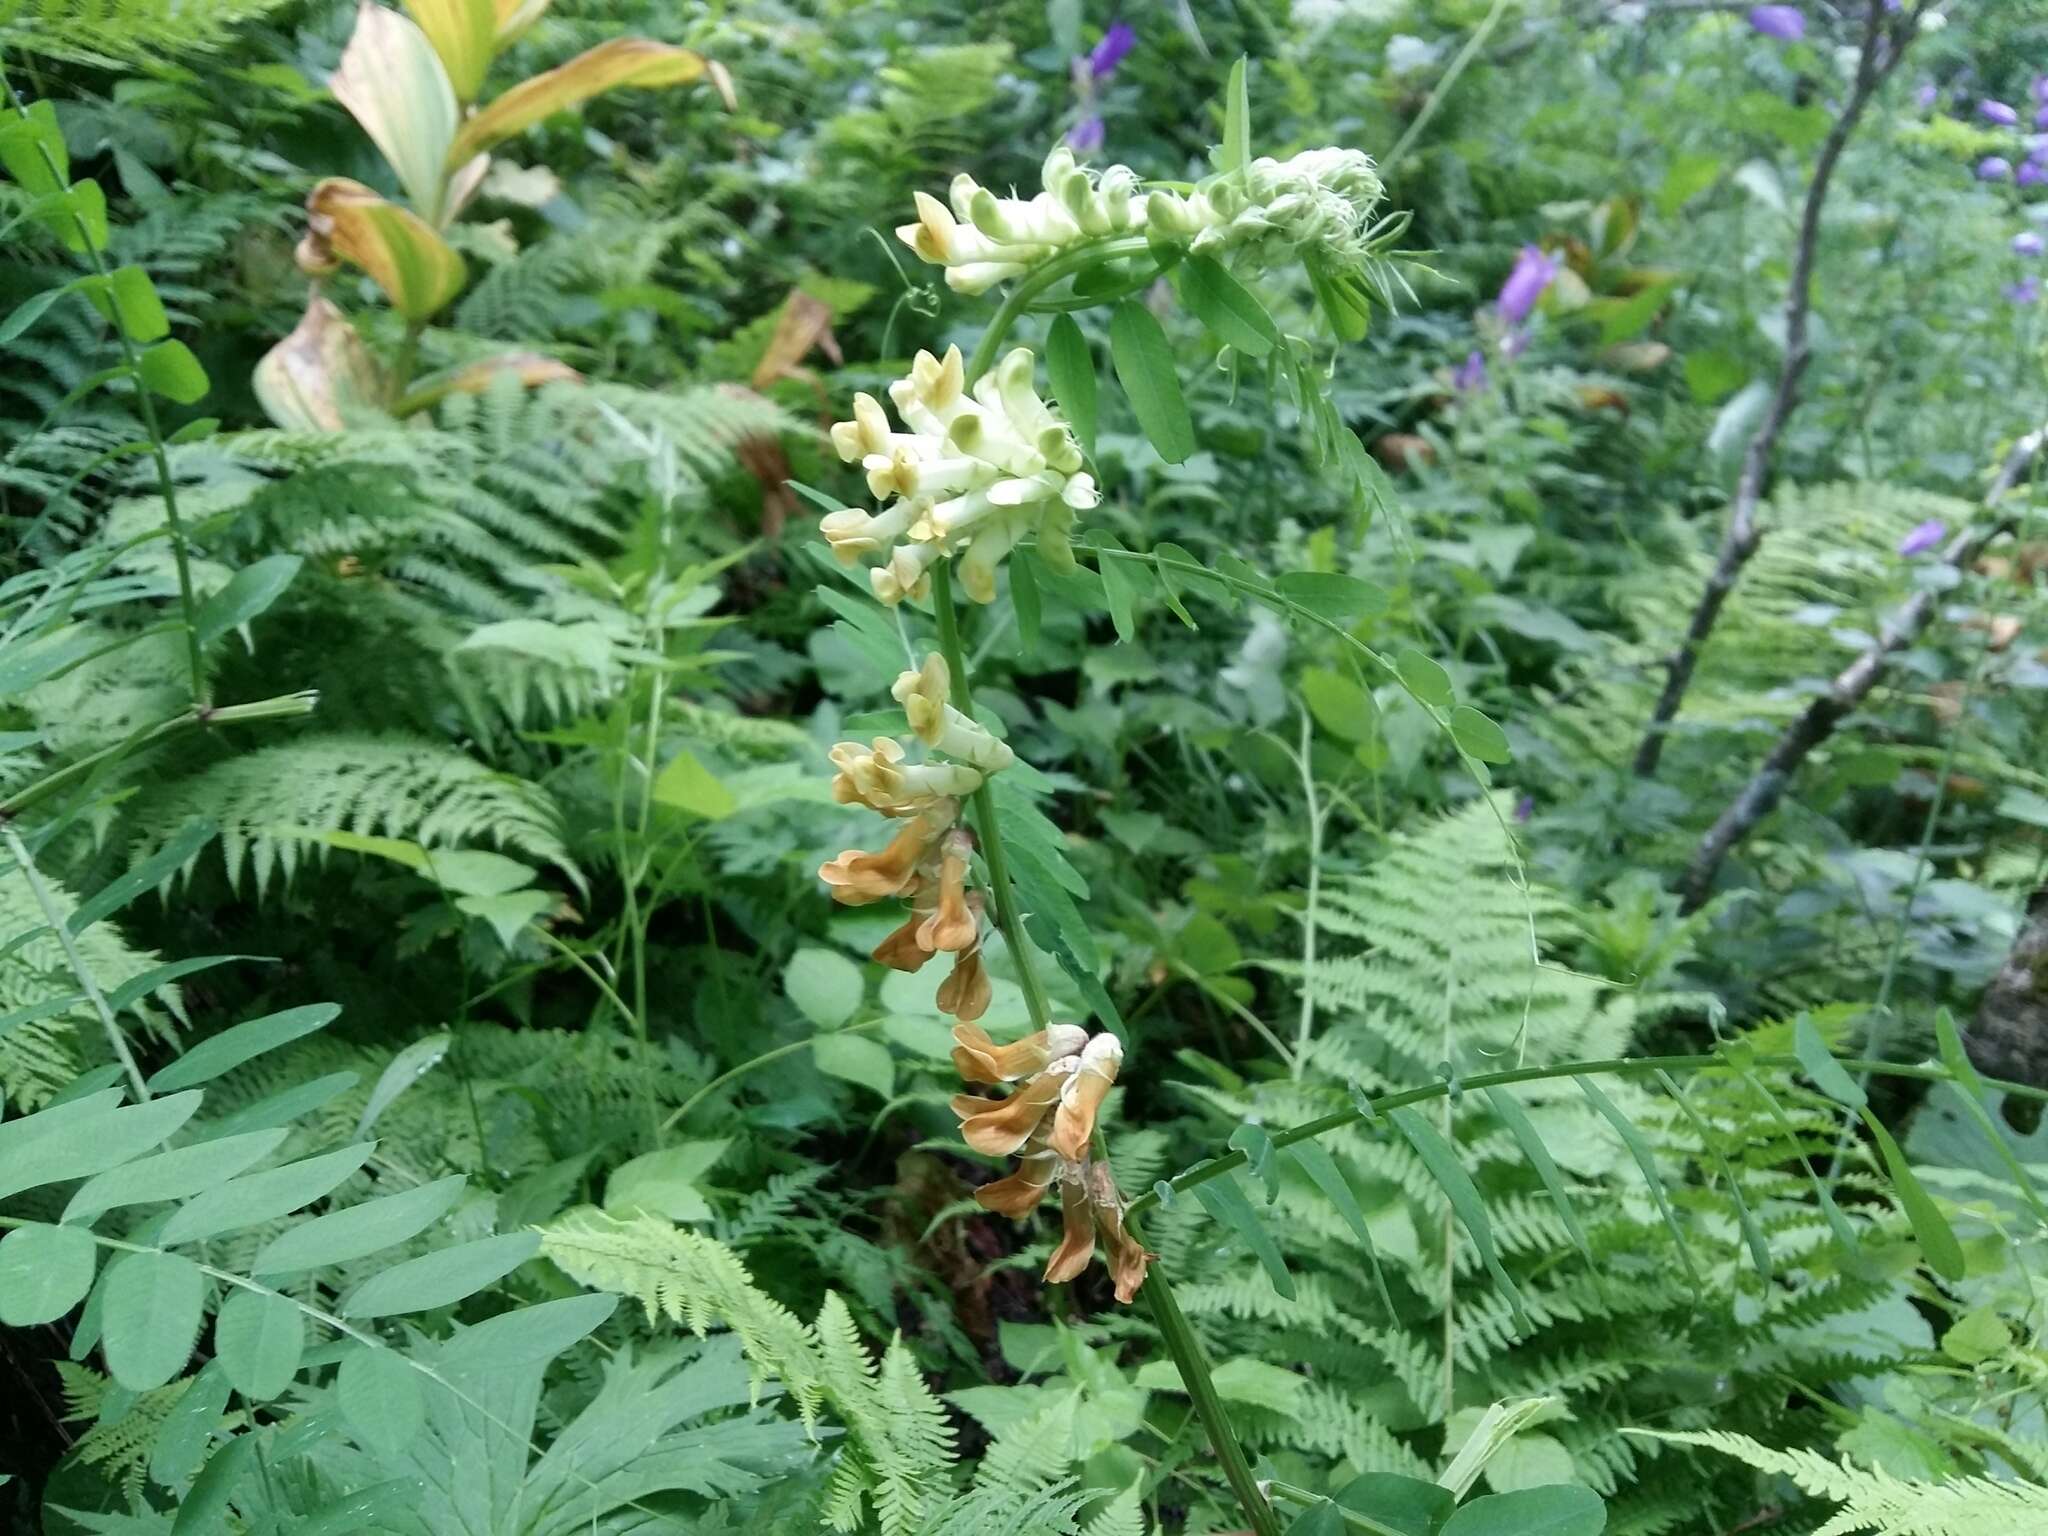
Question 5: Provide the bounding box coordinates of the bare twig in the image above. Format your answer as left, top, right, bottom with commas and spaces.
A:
1632, 0, 1914, 777
1678, 422, 2047, 912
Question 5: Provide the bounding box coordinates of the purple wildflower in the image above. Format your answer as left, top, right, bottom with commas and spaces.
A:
2015, 231, 2045, 257
1496, 245, 1559, 327
1502, 328, 1531, 361
1088, 21, 1136, 79
1748, 5, 1804, 40
2005, 276, 2042, 306
1065, 114, 1105, 154
1897, 519, 1947, 558
2035, 74, 2048, 106
1980, 100, 2020, 127
2036, 104, 2048, 131
1453, 349, 1487, 392
1980, 156, 2014, 182
1513, 794, 1535, 823
1914, 82, 1938, 111
2022, 159, 2048, 189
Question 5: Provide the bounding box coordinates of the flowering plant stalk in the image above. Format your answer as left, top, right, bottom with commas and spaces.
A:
809, 65, 1397, 1536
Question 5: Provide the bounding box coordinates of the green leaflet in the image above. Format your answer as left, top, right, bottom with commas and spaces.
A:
252, 1173, 467, 1275
1483, 1088, 1595, 1273
151, 1360, 231, 1488
1092, 531, 1151, 642
1275, 571, 1389, 624
65, 818, 215, 937
1108, 300, 1194, 464
0, 1221, 97, 1325
1011, 546, 1043, 655
1193, 1166, 1295, 1299
339, 1230, 541, 1318
1656, 1070, 1771, 1282
1862, 1108, 1966, 1281
215, 1286, 304, 1399
1389, 1106, 1528, 1329
160, 1141, 375, 1245
146, 1002, 342, 1092
336, 1343, 425, 1461
1934, 1008, 2048, 1223
103, 1249, 205, 1390
1180, 254, 1278, 357
170, 1434, 258, 1536
1044, 312, 1097, 457
64, 1127, 289, 1223
1220, 55, 1251, 174
193, 554, 302, 647
0, 1090, 200, 1201
1439, 1485, 1606, 1536
1285, 1139, 1394, 1316
1575, 1078, 1702, 1293
1793, 1013, 1866, 1109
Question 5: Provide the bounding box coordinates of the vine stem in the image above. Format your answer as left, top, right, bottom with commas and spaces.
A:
2, 64, 208, 704
1143, 1271, 1284, 1536
661, 1017, 887, 1133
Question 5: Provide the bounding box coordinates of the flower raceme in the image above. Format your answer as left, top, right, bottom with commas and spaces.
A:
951, 1025, 1153, 1301
818, 654, 1017, 1022
826, 346, 1097, 604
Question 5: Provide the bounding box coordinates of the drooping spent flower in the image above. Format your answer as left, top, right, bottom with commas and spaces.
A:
953, 1022, 1152, 1301
1979, 99, 2020, 127
1897, 519, 1947, 558
1088, 21, 1136, 79
1747, 6, 1804, 41
1496, 245, 1560, 328
826, 346, 1096, 604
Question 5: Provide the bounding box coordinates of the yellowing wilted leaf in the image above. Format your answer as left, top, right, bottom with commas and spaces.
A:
492, 0, 551, 43
448, 39, 710, 167
395, 351, 581, 415
305, 178, 467, 321
253, 296, 388, 429
331, 0, 459, 223
401, 0, 496, 103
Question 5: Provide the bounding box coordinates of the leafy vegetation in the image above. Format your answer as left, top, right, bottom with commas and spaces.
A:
2, 1, 2047, 1533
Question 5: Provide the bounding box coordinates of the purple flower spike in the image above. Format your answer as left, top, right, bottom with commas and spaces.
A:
2036, 104, 2048, 131
1914, 82, 1938, 111
2015, 231, 2045, 257
2034, 74, 2048, 107
2022, 159, 2048, 188
1496, 245, 1560, 327
2006, 276, 2042, 306
1980, 100, 2020, 126
1748, 5, 1804, 40
1980, 156, 2014, 182
1453, 349, 1488, 392
1088, 21, 1136, 79
1514, 794, 1535, 823
1897, 519, 1947, 558
1064, 114, 1105, 155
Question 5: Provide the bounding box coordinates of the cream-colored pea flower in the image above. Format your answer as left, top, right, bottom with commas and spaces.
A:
892, 655, 1014, 773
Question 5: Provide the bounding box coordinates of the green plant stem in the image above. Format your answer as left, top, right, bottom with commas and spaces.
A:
929, 560, 1054, 1032
2, 821, 149, 1101
660, 1018, 886, 1133
2, 67, 206, 703
1126, 1050, 2044, 1222
1291, 705, 1323, 1079
1266, 1482, 1408, 1536
1143, 1270, 1283, 1536
1379, 0, 1513, 175
963, 236, 1154, 382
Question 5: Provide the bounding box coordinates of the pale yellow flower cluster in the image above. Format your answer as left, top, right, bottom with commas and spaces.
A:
824, 346, 1096, 605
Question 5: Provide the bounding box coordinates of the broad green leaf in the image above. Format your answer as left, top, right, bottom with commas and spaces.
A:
251, 1174, 467, 1275
437, 1292, 618, 1374
1094, 533, 1150, 642
448, 39, 711, 165
337, 1344, 424, 1461
170, 1435, 258, 1536
1484, 1089, 1594, 1272
1575, 1078, 1701, 1290
103, 1249, 204, 1390
1934, 1008, 2048, 1221
1044, 312, 1097, 457
148, 1003, 341, 1093
1449, 706, 1511, 765
1277, 571, 1389, 624
67, 818, 216, 937
1794, 1014, 1866, 1109
107, 265, 168, 343
1394, 649, 1454, 709
304, 178, 467, 321
64, 1128, 289, 1223
1942, 1305, 2011, 1365
1011, 546, 1043, 654
1335, 1472, 1454, 1536
1862, 1108, 1965, 1281
1282, 1502, 1345, 1536
1181, 254, 1278, 357
455, 889, 553, 947
150, 1361, 230, 1488
785, 947, 861, 1028
652, 747, 737, 819
1439, 1485, 1605, 1536
1220, 56, 1250, 174
1389, 1107, 1527, 1328
1192, 1168, 1294, 1298
195, 555, 303, 647
161, 1141, 374, 1245
815, 1032, 896, 1098
215, 1287, 303, 1399
1109, 300, 1194, 464
330, 0, 460, 222
1286, 1140, 1393, 1315
0, 1223, 97, 1325
138, 340, 209, 404
423, 848, 534, 896
0, 1091, 200, 1202
202, 1070, 359, 1141
0, 101, 67, 195
356, 1033, 451, 1137
605, 1139, 730, 1222
401, 0, 497, 101
341, 1230, 539, 1317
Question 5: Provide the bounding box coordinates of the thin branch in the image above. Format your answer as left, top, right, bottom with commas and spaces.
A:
1679, 422, 2046, 912
1632, 0, 1911, 777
